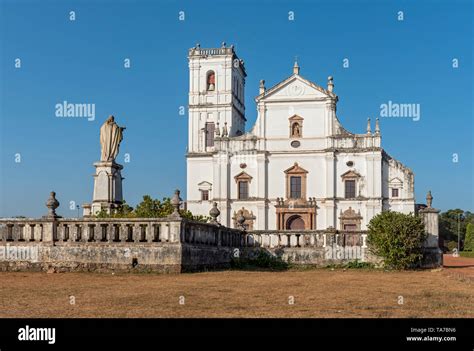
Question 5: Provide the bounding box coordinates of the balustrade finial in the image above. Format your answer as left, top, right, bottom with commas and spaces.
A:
209, 202, 220, 224
44, 191, 61, 219
375, 118, 380, 135
169, 189, 182, 219
237, 211, 246, 230
327, 76, 334, 92
426, 190, 433, 208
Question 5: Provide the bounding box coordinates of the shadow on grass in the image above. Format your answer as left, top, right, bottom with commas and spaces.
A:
230, 249, 290, 272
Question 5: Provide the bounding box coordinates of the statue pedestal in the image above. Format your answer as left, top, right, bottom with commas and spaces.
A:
84, 161, 124, 216
419, 206, 443, 267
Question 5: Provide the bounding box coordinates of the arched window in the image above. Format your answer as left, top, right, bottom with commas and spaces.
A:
207, 71, 215, 91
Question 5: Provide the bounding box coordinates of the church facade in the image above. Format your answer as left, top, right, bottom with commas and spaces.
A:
186, 45, 415, 231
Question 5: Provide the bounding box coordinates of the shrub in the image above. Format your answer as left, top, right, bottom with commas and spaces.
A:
447, 241, 458, 252
367, 211, 427, 269
463, 223, 474, 251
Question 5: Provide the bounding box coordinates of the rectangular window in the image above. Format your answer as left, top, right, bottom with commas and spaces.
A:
238, 181, 249, 200
344, 224, 357, 231
345, 180, 356, 198
290, 176, 302, 199
205, 122, 215, 147
201, 190, 209, 201
392, 188, 399, 198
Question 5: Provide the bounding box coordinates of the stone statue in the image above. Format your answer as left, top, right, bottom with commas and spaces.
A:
292, 123, 300, 137
100, 115, 125, 162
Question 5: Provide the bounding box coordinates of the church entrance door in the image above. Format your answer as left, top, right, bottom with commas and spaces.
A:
286, 215, 305, 230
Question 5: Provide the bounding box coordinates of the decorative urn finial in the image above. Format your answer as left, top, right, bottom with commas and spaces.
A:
375, 118, 380, 134
45, 191, 60, 218
327, 76, 334, 92
209, 202, 221, 224
170, 189, 182, 218
426, 190, 433, 208
259, 79, 266, 95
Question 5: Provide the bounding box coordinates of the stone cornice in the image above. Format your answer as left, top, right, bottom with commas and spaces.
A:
186, 153, 214, 158
329, 147, 383, 153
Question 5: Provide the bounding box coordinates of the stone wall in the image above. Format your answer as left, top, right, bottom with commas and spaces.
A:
0, 218, 243, 273
0, 208, 443, 272
0, 242, 182, 273
240, 230, 382, 266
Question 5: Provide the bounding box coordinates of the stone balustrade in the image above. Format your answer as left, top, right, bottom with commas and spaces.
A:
243, 230, 368, 249
189, 47, 235, 57
331, 134, 381, 149
0, 217, 243, 247
214, 135, 258, 153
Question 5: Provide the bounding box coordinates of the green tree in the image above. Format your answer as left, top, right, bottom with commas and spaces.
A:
95, 195, 209, 222
96, 201, 134, 218
464, 223, 474, 251
439, 209, 474, 246
134, 195, 170, 217
367, 211, 427, 269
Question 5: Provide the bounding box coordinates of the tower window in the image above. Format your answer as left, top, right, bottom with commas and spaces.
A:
290, 176, 302, 199
392, 188, 399, 198
207, 71, 215, 91
238, 181, 249, 200
201, 190, 209, 201
345, 180, 356, 198
205, 122, 215, 147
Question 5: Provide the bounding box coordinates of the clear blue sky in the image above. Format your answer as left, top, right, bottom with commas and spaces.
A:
0, 0, 472, 217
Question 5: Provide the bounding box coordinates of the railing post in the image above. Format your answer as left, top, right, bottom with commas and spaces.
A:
42, 219, 57, 243
120, 224, 127, 242
146, 222, 152, 243
106, 223, 112, 243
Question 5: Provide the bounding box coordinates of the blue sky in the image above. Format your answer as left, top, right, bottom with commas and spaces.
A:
0, 0, 472, 217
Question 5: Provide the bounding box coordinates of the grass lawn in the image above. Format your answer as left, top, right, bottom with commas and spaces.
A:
460, 251, 474, 258
0, 268, 472, 318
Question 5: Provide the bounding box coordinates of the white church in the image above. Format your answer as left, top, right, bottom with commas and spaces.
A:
186, 44, 415, 231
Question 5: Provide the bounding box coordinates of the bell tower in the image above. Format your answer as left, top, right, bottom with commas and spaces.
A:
187, 43, 247, 153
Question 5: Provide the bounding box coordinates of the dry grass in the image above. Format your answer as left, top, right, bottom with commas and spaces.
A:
0, 267, 472, 318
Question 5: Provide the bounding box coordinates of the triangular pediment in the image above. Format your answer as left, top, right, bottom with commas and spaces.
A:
389, 177, 403, 185
198, 181, 212, 189
256, 74, 336, 102
234, 171, 253, 182
340, 170, 361, 179
289, 114, 304, 121
284, 162, 308, 174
